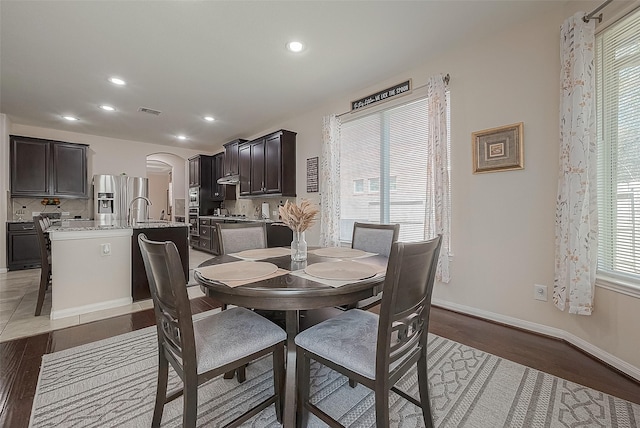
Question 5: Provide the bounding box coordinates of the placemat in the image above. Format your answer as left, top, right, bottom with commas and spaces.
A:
304, 260, 379, 281
230, 247, 291, 260
196, 261, 278, 281
310, 247, 374, 259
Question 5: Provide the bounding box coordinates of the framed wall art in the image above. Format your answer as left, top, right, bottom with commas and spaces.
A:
306, 157, 319, 192
472, 122, 524, 174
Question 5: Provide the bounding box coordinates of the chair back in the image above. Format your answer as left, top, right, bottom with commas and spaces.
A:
217, 222, 268, 254
375, 236, 441, 379
351, 222, 400, 257
34, 216, 50, 267
138, 234, 196, 369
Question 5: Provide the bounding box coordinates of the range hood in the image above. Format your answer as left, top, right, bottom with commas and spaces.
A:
217, 174, 239, 185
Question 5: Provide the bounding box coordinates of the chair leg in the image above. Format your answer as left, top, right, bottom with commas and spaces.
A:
237, 364, 246, 383
417, 351, 435, 428
35, 267, 49, 316
296, 348, 311, 428
375, 382, 391, 428
183, 372, 198, 428
152, 352, 169, 427
349, 379, 358, 388
272, 344, 285, 423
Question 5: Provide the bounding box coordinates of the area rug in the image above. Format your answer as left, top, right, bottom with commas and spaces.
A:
30, 315, 640, 427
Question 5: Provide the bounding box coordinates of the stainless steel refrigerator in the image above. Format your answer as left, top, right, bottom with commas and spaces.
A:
93, 175, 149, 224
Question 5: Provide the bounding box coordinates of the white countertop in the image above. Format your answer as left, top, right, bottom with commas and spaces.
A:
47, 219, 188, 232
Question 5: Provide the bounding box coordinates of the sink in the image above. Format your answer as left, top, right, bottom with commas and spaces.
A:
134, 220, 168, 225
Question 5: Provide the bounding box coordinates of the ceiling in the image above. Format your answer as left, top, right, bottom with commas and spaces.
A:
1, 1, 559, 151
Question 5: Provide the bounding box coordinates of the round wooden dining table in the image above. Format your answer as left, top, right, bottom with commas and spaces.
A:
195, 251, 388, 428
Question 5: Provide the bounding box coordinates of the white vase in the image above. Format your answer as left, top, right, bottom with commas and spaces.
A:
291, 230, 307, 261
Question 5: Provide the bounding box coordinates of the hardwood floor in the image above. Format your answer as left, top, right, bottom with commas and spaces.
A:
1, 302, 638, 428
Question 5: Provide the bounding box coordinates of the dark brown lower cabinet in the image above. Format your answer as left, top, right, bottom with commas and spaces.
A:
131, 227, 189, 301
7, 222, 41, 270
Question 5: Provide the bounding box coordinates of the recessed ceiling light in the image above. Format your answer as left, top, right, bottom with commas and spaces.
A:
100, 105, 116, 111
62, 116, 78, 121
204, 116, 215, 122
108, 77, 126, 86
286, 41, 305, 53
177, 135, 187, 140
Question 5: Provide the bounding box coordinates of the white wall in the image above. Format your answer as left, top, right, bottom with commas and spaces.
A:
244, 2, 640, 374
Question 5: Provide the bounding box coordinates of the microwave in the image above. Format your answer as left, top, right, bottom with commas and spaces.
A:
188, 187, 199, 207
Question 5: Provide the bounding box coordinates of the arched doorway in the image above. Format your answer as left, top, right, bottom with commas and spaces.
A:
146, 153, 186, 222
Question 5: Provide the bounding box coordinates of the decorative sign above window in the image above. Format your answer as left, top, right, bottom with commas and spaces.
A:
351, 80, 412, 111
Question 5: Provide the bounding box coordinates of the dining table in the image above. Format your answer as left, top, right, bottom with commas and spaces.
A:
195, 247, 388, 428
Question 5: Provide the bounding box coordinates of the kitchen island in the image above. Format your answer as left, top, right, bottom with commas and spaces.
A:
47, 220, 188, 319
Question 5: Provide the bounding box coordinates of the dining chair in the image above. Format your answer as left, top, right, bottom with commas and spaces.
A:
34, 216, 52, 316
216, 221, 286, 377
295, 236, 442, 428
350, 222, 400, 310
138, 234, 286, 427
217, 222, 268, 254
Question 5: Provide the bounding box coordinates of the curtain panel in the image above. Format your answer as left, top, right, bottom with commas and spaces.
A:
424, 75, 451, 283
553, 12, 597, 315
319, 114, 341, 247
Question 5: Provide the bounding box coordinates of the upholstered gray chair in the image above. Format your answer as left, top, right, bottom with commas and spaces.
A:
34, 216, 51, 316
217, 222, 268, 254
295, 236, 442, 428
350, 222, 400, 309
352, 221, 400, 258
138, 234, 286, 427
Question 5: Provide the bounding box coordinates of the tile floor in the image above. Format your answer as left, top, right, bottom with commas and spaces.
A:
0, 248, 214, 342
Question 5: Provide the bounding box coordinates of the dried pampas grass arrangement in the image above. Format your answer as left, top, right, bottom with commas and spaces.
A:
278, 200, 319, 232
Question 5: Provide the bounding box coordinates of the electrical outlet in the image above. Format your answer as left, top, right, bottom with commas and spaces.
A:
534, 284, 548, 301
101, 243, 111, 256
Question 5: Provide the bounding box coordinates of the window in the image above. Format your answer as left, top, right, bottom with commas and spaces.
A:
353, 179, 364, 194
368, 177, 380, 193
339, 97, 448, 242
596, 8, 640, 288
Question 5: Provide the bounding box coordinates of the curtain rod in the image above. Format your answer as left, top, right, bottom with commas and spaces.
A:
337, 74, 450, 118
583, 0, 614, 23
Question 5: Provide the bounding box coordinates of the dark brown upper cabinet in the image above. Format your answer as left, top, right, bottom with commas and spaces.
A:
211, 153, 225, 201
10, 135, 88, 198
238, 129, 296, 197
222, 139, 246, 177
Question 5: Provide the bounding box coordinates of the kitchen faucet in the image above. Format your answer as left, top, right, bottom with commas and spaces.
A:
128, 196, 152, 225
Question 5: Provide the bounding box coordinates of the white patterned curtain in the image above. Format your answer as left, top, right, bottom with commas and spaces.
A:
424, 74, 451, 283
319, 114, 341, 247
553, 12, 597, 315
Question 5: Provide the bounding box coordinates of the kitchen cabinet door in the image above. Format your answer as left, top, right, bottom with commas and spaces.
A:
10, 136, 50, 196
238, 143, 252, 196
52, 143, 87, 197
7, 222, 41, 270
264, 133, 282, 194
223, 139, 240, 177
250, 139, 266, 194
188, 156, 200, 187
211, 153, 224, 201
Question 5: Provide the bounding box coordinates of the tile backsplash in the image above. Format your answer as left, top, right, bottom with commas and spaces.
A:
10, 197, 91, 221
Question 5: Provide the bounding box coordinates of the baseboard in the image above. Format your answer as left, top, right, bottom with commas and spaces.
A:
0, 267, 7, 274
51, 297, 134, 320
432, 298, 640, 383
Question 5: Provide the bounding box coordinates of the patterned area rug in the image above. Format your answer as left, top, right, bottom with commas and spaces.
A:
30, 314, 639, 427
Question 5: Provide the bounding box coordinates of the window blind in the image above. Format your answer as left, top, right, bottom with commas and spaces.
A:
340, 98, 431, 243
596, 8, 640, 284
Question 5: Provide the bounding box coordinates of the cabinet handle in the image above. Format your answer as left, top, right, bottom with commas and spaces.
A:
23, 226, 35, 230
